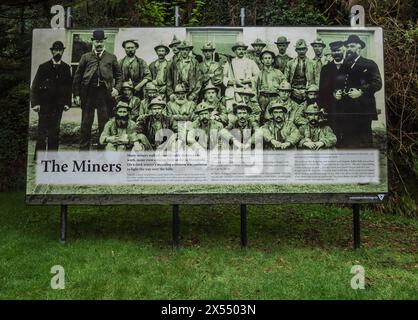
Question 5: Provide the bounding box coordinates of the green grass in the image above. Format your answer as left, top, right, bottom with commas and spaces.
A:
0, 192, 417, 299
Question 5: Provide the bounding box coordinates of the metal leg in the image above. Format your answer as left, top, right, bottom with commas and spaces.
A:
240, 204, 247, 248
172, 204, 180, 248
60, 204, 67, 243
353, 204, 360, 250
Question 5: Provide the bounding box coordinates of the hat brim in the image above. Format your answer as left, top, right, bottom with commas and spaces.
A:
196, 107, 214, 114
122, 40, 138, 48
260, 50, 276, 58
310, 42, 326, 47
251, 43, 266, 47
203, 87, 219, 93
274, 41, 290, 45
269, 106, 288, 113
50, 47, 66, 50
92, 37, 107, 41
233, 105, 252, 114
232, 45, 248, 51
344, 40, 365, 49
154, 45, 170, 53
169, 41, 181, 48
178, 45, 193, 50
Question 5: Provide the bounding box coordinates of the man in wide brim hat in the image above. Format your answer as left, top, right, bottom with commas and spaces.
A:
344, 34, 366, 49
169, 35, 181, 48
195, 102, 215, 114
268, 101, 288, 113
274, 36, 290, 45
122, 39, 139, 48
91, 29, 107, 41
310, 38, 326, 47
259, 46, 277, 59
231, 41, 248, 51
154, 43, 170, 54
233, 102, 252, 114
202, 81, 219, 93
177, 40, 194, 50
251, 38, 267, 48
201, 42, 216, 51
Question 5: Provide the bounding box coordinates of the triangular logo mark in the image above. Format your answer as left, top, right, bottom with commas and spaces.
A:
377, 194, 385, 200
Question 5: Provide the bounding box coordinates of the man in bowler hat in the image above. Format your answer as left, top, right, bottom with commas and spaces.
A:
73, 29, 122, 150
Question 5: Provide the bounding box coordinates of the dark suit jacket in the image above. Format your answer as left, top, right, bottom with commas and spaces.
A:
318, 61, 342, 115
72, 50, 122, 100
166, 58, 202, 101
31, 60, 72, 110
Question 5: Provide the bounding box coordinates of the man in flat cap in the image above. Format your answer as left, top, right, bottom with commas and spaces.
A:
31, 40, 72, 158
255, 45, 285, 124
248, 38, 267, 70
311, 37, 328, 83
73, 29, 122, 150
261, 102, 301, 150
167, 40, 202, 103
149, 42, 170, 99
119, 39, 152, 99
223, 41, 260, 110
199, 42, 223, 100
333, 34, 382, 148
117, 81, 141, 121
284, 39, 316, 104
274, 36, 292, 73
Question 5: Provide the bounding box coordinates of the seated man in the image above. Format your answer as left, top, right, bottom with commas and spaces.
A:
299, 103, 337, 150
117, 81, 141, 121
165, 83, 196, 132
262, 101, 301, 150
202, 81, 228, 125
99, 101, 150, 151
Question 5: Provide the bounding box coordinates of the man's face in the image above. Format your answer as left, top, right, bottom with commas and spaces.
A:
312, 44, 324, 57
124, 42, 137, 57
307, 92, 318, 102
51, 48, 64, 62
272, 109, 285, 123
203, 50, 214, 60
122, 87, 133, 98
276, 43, 288, 55
235, 47, 246, 58
296, 47, 307, 58
172, 44, 179, 55
150, 105, 163, 118
175, 92, 187, 104
306, 113, 320, 126
279, 90, 290, 101
253, 45, 264, 54
236, 108, 249, 122
180, 48, 190, 59
345, 43, 361, 59
156, 47, 167, 59
115, 107, 129, 128
261, 53, 273, 67
198, 110, 211, 124
93, 39, 105, 52
146, 90, 157, 100
205, 90, 217, 102
331, 47, 344, 62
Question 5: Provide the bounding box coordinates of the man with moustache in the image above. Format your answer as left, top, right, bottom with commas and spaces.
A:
119, 39, 152, 99
305, 84, 320, 106
149, 42, 170, 99
262, 102, 301, 150
117, 81, 141, 121
299, 103, 337, 150
202, 81, 228, 126
99, 101, 150, 151
165, 84, 197, 133
274, 36, 292, 74
277, 81, 306, 129
333, 35, 382, 148
168, 35, 181, 63
167, 40, 202, 103
73, 29, 122, 150
31, 40, 72, 158
310, 37, 327, 84
137, 82, 160, 121
284, 39, 316, 104
199, 42, 223, 100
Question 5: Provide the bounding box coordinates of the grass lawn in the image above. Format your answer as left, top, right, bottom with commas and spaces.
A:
0, 192, 417, 299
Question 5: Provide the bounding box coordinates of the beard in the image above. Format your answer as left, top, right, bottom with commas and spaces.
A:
53, 54, 62, 62
127, 51, 135, 57
345, 51, 358, 62
175, 97, 186, 105
116, 115, 129, 128
309, 119, 319, 127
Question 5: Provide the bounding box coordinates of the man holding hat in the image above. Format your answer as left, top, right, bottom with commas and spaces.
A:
256, 45, 285, 123
117, 81, 141, 121
223, 41, 260, 109
298, 103, 336, 150
199, 42, 223, 100
248, 38, 267, 69
311, 37, 328, 83
119, 39, 152, 99
332, 34, 382, 148
73, 29, 122, 150
99, 101, 150, 151
262, 102, 301, 150
167, 40, 202, 103
149, 42, 170, 99
274, 36, 292, 73
31, 40, 72, 158
284, 39, 316, 104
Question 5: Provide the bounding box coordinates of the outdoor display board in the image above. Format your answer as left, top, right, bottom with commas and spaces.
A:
26, 26, 387, 204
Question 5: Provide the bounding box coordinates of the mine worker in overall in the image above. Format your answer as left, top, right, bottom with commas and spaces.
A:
277, 81, 306, 129
274, 36, 292, 73
166, 40, 202, 103
202, 81, 228, 126
165, 84, 197, 133
137, 82, 160, 121
149, 42, 170, 99
31, 40, 72, 158
73, 29, 122, 150
168, 35, 181, 63
298, 103, 337, 150
256, 45, 285, 123
199, 42, 223, 101
117, 81, 141, 121
318, 40, 346, 134
119, 39, 152, 99
262, 102, 301, 150
223, 41, 260, 110
248, 38, 267, 70
311, 37, 327, 84
136, 97, 173, 150
305, 84, 320, 106
99, 101, 150, 151
333, 35, 382, 148
284, 39, 315, 104
232, 87, 262, 127
187, 102, 224, 151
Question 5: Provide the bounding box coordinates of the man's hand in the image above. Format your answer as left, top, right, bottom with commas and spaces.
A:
271, 139, 282, 149
314, 141, 325, 150
227, 80, 235, 86
333, 89, 342, 101
73, 96, 81, 106
348, 88, 363, 99
304, 141, 316, 150
32, 105, 40, 113
111, 88, 119, 98
63, 105, 70, 112
106, 136, 117, 144
280, 142, 291, 149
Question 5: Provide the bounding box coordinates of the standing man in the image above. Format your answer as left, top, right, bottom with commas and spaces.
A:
31, 40, 72, 158
166, 40, 202, 103
284, 39, 315, 104
248, 38, 267, 70
333, 35, 382, 148
199, 42, 223, 100
311, 37, 327, 84
274, 36, 292, 73
168, 35, 181, 63
119, 39, 152, 99
73, 29, 122, 150
149, 42, 170, 99
223, 41, 260, 109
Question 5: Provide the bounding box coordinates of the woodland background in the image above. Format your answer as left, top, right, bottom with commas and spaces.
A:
0, 0, 416, 216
